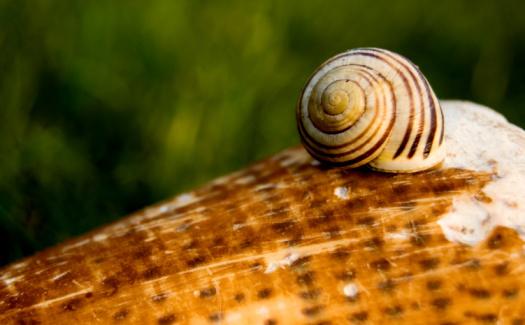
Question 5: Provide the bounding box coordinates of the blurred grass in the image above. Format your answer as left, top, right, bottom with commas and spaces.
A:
1, 0, 524, 267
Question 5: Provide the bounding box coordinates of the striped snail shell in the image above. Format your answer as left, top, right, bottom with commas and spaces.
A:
297, 48, 446, 173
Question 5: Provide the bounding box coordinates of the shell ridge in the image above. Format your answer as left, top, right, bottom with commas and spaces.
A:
299, 68, 395, 155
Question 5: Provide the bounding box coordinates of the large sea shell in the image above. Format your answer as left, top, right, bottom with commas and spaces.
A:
1, 101, 525, 324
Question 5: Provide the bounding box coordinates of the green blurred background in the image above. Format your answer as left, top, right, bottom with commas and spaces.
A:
1, 0, 524, 267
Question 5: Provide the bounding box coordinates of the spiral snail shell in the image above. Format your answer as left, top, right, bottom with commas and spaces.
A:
297, 48, 446, 173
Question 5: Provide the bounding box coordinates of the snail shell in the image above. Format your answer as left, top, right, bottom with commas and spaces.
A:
297, 48, 446, 173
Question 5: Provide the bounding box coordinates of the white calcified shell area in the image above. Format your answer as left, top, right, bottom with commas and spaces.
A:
439, 101, 525, 245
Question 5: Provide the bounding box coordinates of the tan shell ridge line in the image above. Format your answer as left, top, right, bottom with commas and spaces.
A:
1, 100, 525, 324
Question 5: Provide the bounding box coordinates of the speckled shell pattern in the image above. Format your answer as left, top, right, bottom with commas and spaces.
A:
297, 48, 446, 173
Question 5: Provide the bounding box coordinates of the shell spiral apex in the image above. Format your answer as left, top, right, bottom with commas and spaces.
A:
297, 48, 446, 173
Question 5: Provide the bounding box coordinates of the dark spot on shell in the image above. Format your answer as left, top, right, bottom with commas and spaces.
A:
384, 305, 403, 317
101, 277, 120, 297
158, 314, 177, 325
234, 293, 245, 302
330, 248, 350, 260
152, 293, 168, 302
469, 288, 491, 299
432, 298, 451, 310
364, 237, 383, 251
200, 287, 217, 299
357, 217, 375, 226
208, 312, 223, 322
487, 233, 503, 249
132, 245, 153, 259
503, 288, 519, 299
478, 313, 498, 323
61, 298, 82, 312
349, 311, 368, 323
115, 263, 140, 285
420, 258, 440, 271
257, 288, 272, 299
378, 279, 396, 293
300, 288, 321, 300
286, 236, 302, 247
370, 258, 390, 272
302, 305, 323, 317
493, 262, 509, 276
187, 256, 206, 267
315, 321, 331, 325
426, 280, 442, 291
211, 238, 228, 257
251, 262, 263, 272
464, 311, 475, 318
93, 257, 106, 264
271, 220, 296, 235
14, 317, 41, 325
297, 271, 315, 286
143, 266, 162, 280
393, 183, 411, 197
240, 240, 253, 248
85, 292, 93, 299
265, 319, 277, 325
348, 197, 367, 209
114, 309, 129, 320
512, 319, 524, 325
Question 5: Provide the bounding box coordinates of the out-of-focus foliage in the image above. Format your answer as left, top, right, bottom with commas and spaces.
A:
1, 0, 524, 266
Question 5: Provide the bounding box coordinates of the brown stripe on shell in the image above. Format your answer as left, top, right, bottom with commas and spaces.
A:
299, 67, 390, 146
298, 65, 395, 167
416, 67, 440, 158
366, 48, 428, 159
305, 120, 395, 168
297, 47, 445, 172
299, 96, 393, 163
299, 66, 378, 137
351, 49, 417, 160
439, 107, 445, 145
366, 48, 442, 160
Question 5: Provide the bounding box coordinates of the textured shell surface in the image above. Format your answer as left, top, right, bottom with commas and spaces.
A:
1, 101, 525, 325
297, 48, 446, 172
